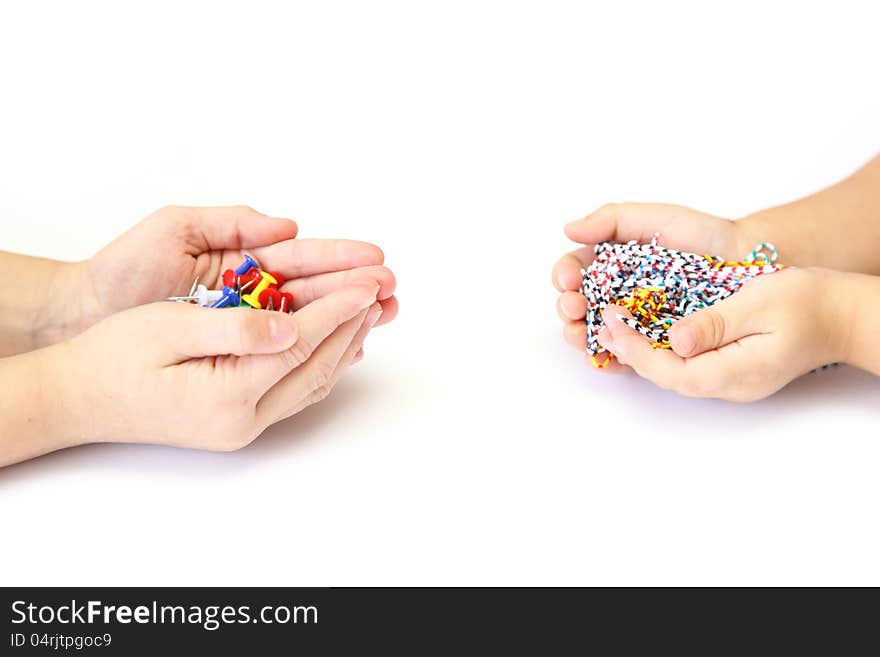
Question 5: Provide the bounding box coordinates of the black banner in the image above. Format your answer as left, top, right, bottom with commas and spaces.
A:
0, 587, 873, 653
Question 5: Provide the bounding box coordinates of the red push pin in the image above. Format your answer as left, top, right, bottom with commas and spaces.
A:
258, 288, 283, 311
240, 269, 262, 287
268, 272, 286, 287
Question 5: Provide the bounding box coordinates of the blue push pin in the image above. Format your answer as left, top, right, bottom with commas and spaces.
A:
210, 286, 240, 308
234, 254, 259, 276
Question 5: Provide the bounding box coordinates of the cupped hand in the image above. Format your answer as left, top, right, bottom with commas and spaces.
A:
73, 205, 398, 333
595, 267, 846, 401
53, 283, 383, 450
553, 203, 745, 370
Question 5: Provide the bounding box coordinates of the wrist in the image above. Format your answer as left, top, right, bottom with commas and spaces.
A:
40, 337, 97, 450
0, 340, 92, 467
735, 208, 810, 267
814, 269, 852, 365
827, 270, 880, 374
730, 216, 760, 260
31, 260, 99, 348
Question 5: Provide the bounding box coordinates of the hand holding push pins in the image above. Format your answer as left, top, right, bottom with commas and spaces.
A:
167, 254, 294, 315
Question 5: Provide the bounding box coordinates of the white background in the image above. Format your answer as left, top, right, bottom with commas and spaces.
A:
1, 1, 879, 586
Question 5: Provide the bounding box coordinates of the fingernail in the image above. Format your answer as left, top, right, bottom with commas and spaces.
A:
366, 305, 383, 328
604, 311, 624, 328
673, 326, 697, 356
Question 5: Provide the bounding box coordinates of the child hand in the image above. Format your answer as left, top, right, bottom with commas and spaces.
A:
553, 203, 745, 369
44, 283, 382, 456
63, 205, 397, 336
595, 268, 847, 401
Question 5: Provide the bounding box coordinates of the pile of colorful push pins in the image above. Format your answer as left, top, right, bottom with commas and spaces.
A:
167, 254, 294, 314
581, 234, 786, 368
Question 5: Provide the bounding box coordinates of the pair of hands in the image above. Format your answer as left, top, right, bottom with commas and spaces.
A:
553, 203, 848, 401
45, 205, 398, 451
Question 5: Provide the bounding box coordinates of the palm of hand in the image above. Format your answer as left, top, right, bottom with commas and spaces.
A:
87, 244, 251, 313
75, 205, 395, 326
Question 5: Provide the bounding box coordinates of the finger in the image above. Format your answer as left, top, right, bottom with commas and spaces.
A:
557, 291, 587, 321
249, 238, 385, 278
332, 302, 382, 375
588, 326, 626, 372
271, 301, 383, 423
601, 309, 763, 398
256, 309, 370, 425
159, 303, 299, 361
668, 286, 768, 357
563, 320, 588, 350
553, 247, 593, 291
600, 306, 691, 391
563, 321, 627, 372
596, 326, 623, 364
181, 205, 298, 251
280, 266, 396, 309
247, 283, 380, 389
565, 202, 701, 248
376, 295, 399, 326
584, 332, 630, 373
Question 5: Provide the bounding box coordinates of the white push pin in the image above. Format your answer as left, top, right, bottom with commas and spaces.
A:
167, 284, 224, 307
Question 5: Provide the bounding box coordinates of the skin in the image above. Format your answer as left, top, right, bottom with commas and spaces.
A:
0, 206, 398, 466
553, 154, 880, 399
7, 205, 398, 356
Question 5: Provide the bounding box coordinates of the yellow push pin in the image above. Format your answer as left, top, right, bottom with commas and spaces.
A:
241, 271, 277, 309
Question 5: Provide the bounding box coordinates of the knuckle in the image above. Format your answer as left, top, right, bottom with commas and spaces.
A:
312, 384, 333, 404
236, 317, 264, 352
308, 383, 333, 406
311, 359, 335, 392
286, 335, 317, 366
707, 310, 727, 347
305, 361, 336, 405
302, 277, 320, 303
278, 346, 300, 371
